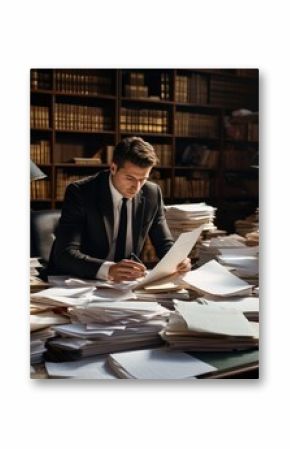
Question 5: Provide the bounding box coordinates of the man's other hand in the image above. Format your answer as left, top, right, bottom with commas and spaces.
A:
176, 257, 192, 273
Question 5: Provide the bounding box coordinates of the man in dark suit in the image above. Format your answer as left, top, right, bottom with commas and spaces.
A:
48, 137, 191, 281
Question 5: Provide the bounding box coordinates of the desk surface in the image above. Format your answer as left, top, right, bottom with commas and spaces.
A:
31, 349, 259, 380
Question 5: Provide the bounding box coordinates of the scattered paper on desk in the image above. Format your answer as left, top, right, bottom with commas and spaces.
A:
182, 260, 252, 296
108, 348, 216, 379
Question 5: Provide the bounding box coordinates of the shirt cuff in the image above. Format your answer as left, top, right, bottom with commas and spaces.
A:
96, 261, 115, 280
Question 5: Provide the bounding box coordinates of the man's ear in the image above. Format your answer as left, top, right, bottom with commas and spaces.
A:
110, 162, 117, 175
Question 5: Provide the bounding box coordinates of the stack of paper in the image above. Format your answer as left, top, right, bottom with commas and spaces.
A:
107, 348, 217, 379
196, 234, 246, 266
165, 203, 216, 240
46, 302, 170, 360
30, 303, 70, 364
182, 260, 253, 297
217, 246, 259, 281
161, 300, 259, 351
31, 327, 56, 364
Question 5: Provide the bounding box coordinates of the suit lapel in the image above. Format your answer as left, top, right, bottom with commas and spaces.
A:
97, 172, 114, 245
132, 191, 145, 253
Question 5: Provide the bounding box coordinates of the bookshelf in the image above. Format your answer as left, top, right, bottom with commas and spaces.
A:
30, 68, 258, 232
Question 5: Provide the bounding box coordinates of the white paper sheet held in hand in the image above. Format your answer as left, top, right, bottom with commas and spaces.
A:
137, 225, 204, 288
182, 259, 253, 297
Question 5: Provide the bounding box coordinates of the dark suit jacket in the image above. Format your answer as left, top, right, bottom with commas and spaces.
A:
48, 170, 174, 279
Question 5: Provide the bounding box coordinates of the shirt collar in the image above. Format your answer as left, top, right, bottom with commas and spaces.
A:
109, 175, 133, 208
109, 175, 123, 204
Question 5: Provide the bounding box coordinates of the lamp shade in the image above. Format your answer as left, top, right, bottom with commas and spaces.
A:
30, 160, 47, 181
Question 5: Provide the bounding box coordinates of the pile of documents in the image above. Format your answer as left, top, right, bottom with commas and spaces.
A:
216, 246, 259, 281
195, 233, 259, 283
30, 304, 69, 363
46, 302, 170, 361
196, 233, 247, 266
161, 300, 259, 351
165, 203, 216, 241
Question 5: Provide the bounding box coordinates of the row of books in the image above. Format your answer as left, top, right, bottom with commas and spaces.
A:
154, 144, 172, 165
54, 104, 112, 131
56, 171, 84, 200
150, 175, 171, 198
54, 71, 113, 95
160, 73, 170, 100
174, 176, 210, 198
175, 112, 218, 138
175, 74, 208, 104
30, 140, 51, 164
31, 106, 50, 129
31, 70, 51, 90
120, 108, 169, 133
31, 179, 50, 199
124, 84, 149, 98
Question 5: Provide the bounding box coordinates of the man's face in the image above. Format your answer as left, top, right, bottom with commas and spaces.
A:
110, 161, 152, 198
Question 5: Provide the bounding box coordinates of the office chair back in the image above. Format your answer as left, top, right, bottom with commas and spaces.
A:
30, 209, 61, 264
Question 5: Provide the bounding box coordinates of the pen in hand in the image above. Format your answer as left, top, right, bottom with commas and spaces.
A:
130, 252, 148, 276
130, 252, 143, 264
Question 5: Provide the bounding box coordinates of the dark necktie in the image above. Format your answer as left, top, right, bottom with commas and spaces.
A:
114, 198, 128, 262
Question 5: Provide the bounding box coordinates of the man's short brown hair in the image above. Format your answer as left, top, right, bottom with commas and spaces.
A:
113, 137, 158, 168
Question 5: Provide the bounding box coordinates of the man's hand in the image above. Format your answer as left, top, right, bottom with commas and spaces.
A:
108, 259, 146, 282
176, 257, 192, 273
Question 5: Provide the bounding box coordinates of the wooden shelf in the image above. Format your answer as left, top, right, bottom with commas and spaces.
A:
55, 129, 115, 135
54, 91, 116, 100
31, 127, 52, 132
30, 68, 258, 231
55, 163, 109, 168
121, 96, 173, 106
120, 131, 173, 138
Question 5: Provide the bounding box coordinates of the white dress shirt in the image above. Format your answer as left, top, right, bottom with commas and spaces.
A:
97, 175, 133, 280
